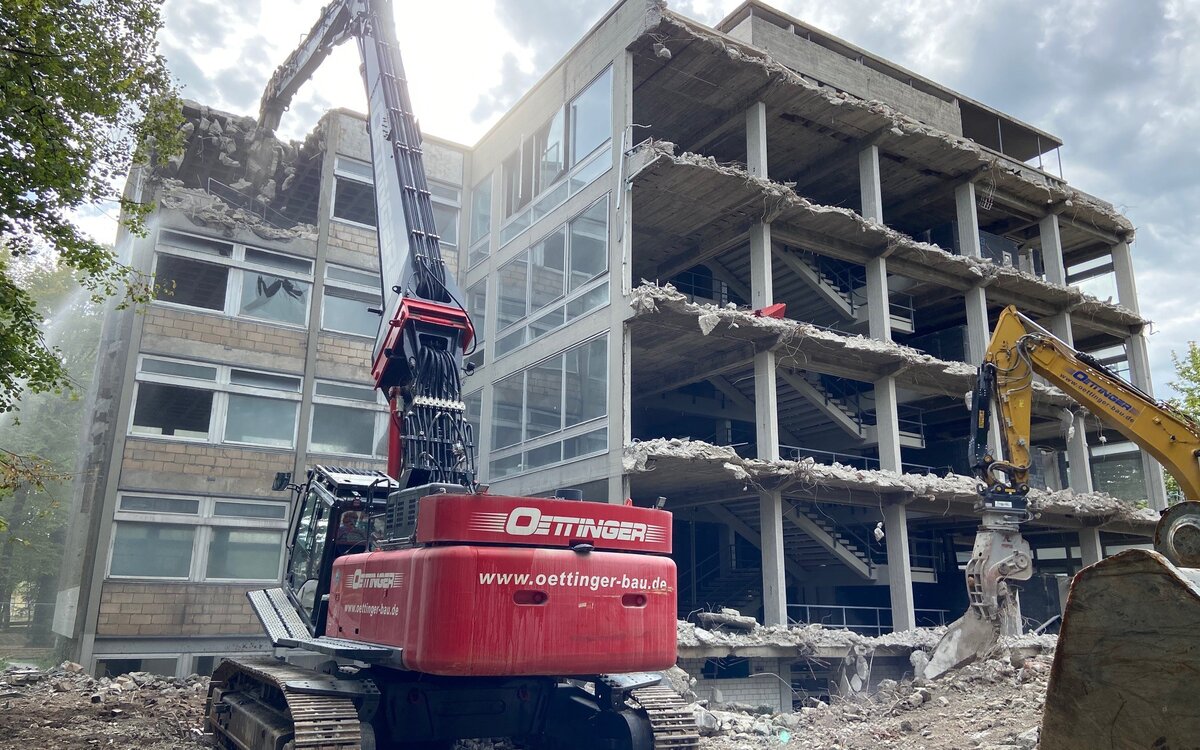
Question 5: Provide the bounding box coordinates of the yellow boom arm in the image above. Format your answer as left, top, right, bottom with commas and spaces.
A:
981, 305, 1200, 500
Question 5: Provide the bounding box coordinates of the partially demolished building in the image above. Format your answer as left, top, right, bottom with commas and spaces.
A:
60, 0, 1162, 690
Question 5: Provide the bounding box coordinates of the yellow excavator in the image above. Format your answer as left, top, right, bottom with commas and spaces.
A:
926, 305, 1200, 748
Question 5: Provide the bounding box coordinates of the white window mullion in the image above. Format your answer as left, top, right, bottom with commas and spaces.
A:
213, 392, 229, 445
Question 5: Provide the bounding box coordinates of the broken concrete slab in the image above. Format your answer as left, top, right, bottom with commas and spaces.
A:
630, 282, 1075, 411
625, 437, 1159, 531
634, 6, 1134, 248
627, 142, 1144, 336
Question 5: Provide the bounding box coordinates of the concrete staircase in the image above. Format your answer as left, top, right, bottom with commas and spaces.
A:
776, 249, 914, 333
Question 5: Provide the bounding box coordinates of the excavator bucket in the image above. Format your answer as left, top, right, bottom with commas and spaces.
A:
1040, 549, 1200, 748
923, 608, 998, 680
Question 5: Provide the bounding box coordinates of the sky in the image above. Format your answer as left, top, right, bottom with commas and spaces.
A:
74, 0, 1200, 395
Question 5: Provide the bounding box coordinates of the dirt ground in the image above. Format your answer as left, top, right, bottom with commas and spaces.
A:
0, 653, 1048, 750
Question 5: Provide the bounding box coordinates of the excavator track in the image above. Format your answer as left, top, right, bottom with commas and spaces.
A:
207, 657, 364, 750
630, 684, 701, 750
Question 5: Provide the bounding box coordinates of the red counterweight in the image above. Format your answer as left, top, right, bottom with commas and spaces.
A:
326, 494, 677, 676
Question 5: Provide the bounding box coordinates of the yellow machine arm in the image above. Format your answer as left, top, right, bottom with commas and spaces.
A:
976, 305, 1200, 502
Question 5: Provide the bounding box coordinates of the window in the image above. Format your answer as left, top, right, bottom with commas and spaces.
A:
109, 494, 288, 582
130, 356, 301, 449
153, 229, 312, 328
332, 157, 377, 227
496, 66, 614, 248
488, 336, 608, 478
309, 381, 388, 458
571, 68, 612, 166
494, 196, 610, 357
469, 173, 493, 268
322, 264, 382, 338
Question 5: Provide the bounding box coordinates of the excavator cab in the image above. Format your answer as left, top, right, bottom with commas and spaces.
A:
284, 466, 397, 636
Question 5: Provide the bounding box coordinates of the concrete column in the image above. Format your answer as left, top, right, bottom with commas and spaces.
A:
958, 188, 989, 363
1110, 241, 1167, 508
1110, 241, 1139, 313
859, 145, 884, 222
746, 102, 787, 625
777, 660, 794, 711
760, 489, 788, 625
874, 377, 902, 473
746, 101, 768, 179
1039, 214, 1074, 340
884, 502, 916, 631
955, 182, 982, 259
1067, 413, 1094, 493
1078, 527, 1104, 568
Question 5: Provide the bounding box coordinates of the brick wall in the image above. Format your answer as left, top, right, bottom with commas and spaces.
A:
316, 334, 375, 383
96, 582, 260, 636
678, 657, 789, 710
142, 306, 307, 363
121, 438, 293, 498
328, 222, 379, 271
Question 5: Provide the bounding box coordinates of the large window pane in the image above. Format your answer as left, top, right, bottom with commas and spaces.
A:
503, 150, 523, 218
111, 523, 194, 577
564, 337, 607, 426
155, 254, 228, 311
570, 68, 613, 165
432, 202, 459, 247
324, 290, 380, 337
334, 178, 377, 226
569, 198, 608, 291
530, 228, 567, 312
471, 174, 492, 245
497, 253, 529, 329
525, 355, 564, 439
206, 529, 283, 580
492, 372, 524, 449
311, 403, 377, 455
132, 383, 212, 439
119, 496, 200, 515
465, 391, 482, 450
224, 395, 296, 448
466, 280, 487, 343
240, 272, 309, 326
536, 109, 567, 193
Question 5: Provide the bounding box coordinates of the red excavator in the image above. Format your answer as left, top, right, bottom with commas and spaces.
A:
203, 3, 697, 749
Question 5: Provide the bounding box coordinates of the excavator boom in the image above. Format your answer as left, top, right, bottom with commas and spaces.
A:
927, 305, 1200, 747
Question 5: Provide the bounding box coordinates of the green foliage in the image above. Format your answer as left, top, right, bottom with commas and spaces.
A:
0, 0, 182, 419
1164, 342, 1200, 504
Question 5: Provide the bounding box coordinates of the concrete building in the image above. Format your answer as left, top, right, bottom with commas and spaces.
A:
59, 0, 1162, 696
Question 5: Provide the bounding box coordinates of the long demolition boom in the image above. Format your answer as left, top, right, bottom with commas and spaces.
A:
258, 0, 475, 488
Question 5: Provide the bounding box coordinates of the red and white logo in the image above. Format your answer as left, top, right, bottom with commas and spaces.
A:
468, 507, 666, 543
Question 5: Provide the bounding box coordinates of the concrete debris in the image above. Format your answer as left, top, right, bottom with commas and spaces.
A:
630, 140, 1143, 329
648, 6, 1134, 244
696, 610, 758, 631
626, 436, 1158, 526
677, 618, 952, 655
0, 663, 208, 748
148, 100, 325, 237
158, 180, 318, 241
692, 652, 1054, 750
630, 282, 1074, 408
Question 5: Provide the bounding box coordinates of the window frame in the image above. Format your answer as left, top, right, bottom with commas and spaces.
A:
321, 264, 383, 339
108, 492, 289, 583
331, 156, 379, 229
308, 380, 389, 459
129, 354, 303, 449
488, 334, 609, 479
152, 228, 314, 330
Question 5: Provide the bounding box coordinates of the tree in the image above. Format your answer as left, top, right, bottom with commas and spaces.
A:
0, 260, 102, 634
1162, 342, 1200, 504
1, 0, 181, 489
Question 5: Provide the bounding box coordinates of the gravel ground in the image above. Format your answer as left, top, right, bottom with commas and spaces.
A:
0, 653, 1050, 750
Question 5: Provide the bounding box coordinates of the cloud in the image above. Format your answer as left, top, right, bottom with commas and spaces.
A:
470, 0, 610, 124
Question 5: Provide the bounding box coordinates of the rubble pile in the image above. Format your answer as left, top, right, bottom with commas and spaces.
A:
694, 652, 1052, 750
0, 662, 208, 749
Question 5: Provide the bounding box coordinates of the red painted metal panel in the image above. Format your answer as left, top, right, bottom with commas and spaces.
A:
416, 495, 673, 554
327, 546, 677, 676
